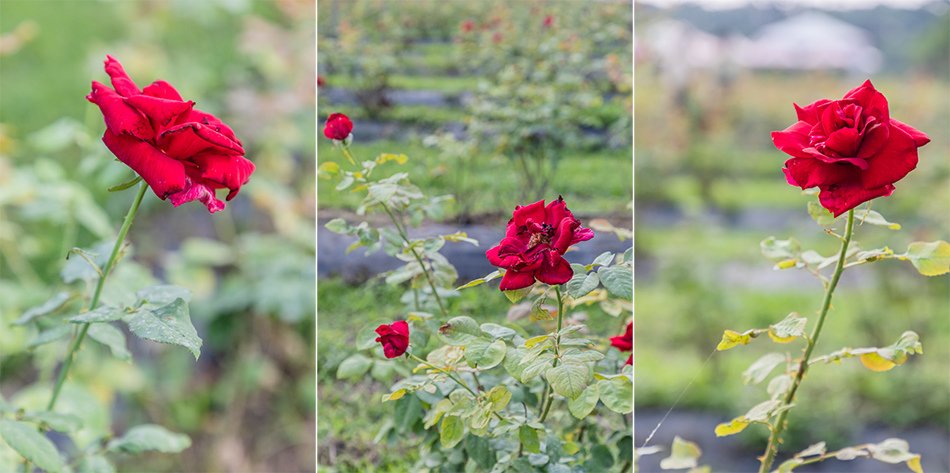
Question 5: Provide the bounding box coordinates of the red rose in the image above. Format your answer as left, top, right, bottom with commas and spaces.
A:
486, 197, 594, 291
460, 20, 475, 33
87, 56, 254, 213
323, 113, 353, 141
375, 320, 410, 358
610, 322, 633, 352
772, 80, 930, 216
317, 75, 326, 87
543, 15, 554, 28
625, 355, 632, 366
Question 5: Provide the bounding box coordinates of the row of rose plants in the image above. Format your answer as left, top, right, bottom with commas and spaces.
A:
638, 81, 948, 472
321, 113, 634, 472
2, 57, 255, 472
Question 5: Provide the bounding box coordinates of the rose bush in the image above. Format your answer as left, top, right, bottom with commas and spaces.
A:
771, 80, 930, 216
87, 56, 255, 213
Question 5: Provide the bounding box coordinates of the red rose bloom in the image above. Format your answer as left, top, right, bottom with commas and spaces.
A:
772, 80, 930, 217
543, 15, 554, 28
323, 113, 353, 141
375, 320, 410, 358
460, 20, 475, 33
486, 197, 594, 291
317, 75, 326, 87
87, 56, 254, 213
610, 322, 632, 366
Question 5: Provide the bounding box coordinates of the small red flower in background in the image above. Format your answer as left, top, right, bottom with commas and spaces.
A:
460, 20, 475, 33
771, 80, 930, 217
610, 322, 632, 366
317, 75, 326, 87
375, 320, 410, 358
87, 55, 254, 213
543, 15, 554, 28
323, 113, 353, 141
486, 196, 594, 291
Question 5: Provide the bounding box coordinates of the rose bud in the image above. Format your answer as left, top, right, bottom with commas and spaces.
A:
323, 113, 353, 142
772, 80, 929, 216
375, 320, 410, 358
87, 55, 254, 213
486, 196, 594, 291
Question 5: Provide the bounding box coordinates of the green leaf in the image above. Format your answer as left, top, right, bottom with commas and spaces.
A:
106, 175, 142, 192
520, 353, 556, 382
767, 374, 793, 400
464, 339, 506, 369
79, 454, 116, 473
519, 425, 541, 454
598, 376, 632, 414
136, 285, 192, 306
503, 286, 532, 303
337, 354, 373, 379
742, 353, 786, 385
761, 237, 801, 261
545, 362, 591, 400
456, 269, 503, 290
486, 385, 512, 412
439, 415, 464, 449
854, 209, 901, 230
807, 201, 835, 226
567, 383, 600, 419
598, 266, 632, 299
592, 251, 615, 267
424, 399, 453, 429
324, 218, 350, 234
393, 395, 422, 433
904, 240, 950, 276
465, 435, 494, 470
867, 438, 922, 471
68, 306, 125, 324
107, 424, 191, 454
439, 316, 483, 345
768, 313, 807, 343
28, 325, 72, 348
87, 323, 131, 361
125, 298, 202, 360
659, 436, 701, 470
60, 243, 109, 284
480, 323, 516, 341
566, 272, 600, 299
503, 348, 528, 381
0, 420, 64, 473
21, 412, 82, 433
14, 292, 71, 325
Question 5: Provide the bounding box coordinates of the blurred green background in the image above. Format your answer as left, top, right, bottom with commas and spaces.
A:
0, 0, 316, 471
633, 2, 949, 472
317, 0, 632, 470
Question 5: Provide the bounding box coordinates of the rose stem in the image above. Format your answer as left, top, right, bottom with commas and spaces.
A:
538, 285, 566, 423
339, 144, 449, 317
758, 209, 855, 472
408, 353, 504, 422
46, 182, 149, 411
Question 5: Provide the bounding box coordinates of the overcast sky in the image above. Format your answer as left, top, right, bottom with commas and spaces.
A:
638, 0, 940, 10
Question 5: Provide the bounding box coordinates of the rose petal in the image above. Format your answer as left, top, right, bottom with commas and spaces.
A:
552, 217, 578, 254
818, 182, 893, 217
535, 251, 573, 286
499, 269, 536, 291
190, 153, 255, 199
87, 81, 153, 140
486, 237, 529, 268
101, 130, 186, 198
168, 180, 225, 213
544, 196, 571, 226
183, 109, 242, 146
802, 147, 869, 170
824, 127, 861, 157
512, 200, 546, 227
794, 99, 831, 123
142, 80, 184, 101
860, 122, 919, 190
771, 121, 813, 160
890, 118, 931, 147
855, 117, 889, 159
103, 55, 141, 97
125, 95, 194, 131
843, 79, 889, 124
159, 122, 245, 159
783, 158, 855, 189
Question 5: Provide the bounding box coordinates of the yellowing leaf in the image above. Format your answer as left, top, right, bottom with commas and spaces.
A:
776, 259, 798, 270
906, 455, 923, 473
904, 240, 950, 276
376, 153, 409, 165
859, 352, 897, 372
383, 389, 407, 402
524, 335, 549, 348
716, 329, 757, 351
768, 332, 797, 344
714, 418, 748, 436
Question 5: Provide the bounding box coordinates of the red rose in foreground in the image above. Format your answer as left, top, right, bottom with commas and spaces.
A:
610, 322, 633, 366
375, 320, 410, 358
323, 113, 353, 141
87, 55, 254, 213
486, 197, 594, 291
771, 80, 929, 216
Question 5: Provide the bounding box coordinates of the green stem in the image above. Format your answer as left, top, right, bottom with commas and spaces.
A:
539, 285, 566, 423
46, 183, 149, 411
409, 353, 476, 397
758, 209, 855, 473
